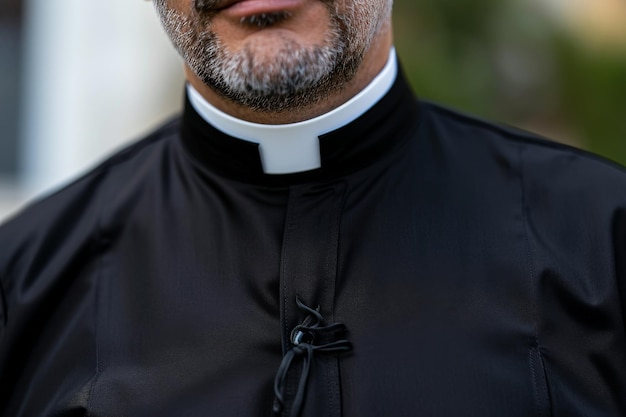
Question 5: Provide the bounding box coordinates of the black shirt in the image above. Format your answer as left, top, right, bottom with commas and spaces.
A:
1, 71, 625, 416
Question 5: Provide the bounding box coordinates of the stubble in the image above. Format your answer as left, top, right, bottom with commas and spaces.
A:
154, 0, 392, 113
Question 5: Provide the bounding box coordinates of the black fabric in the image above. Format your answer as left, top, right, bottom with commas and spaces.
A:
1, 70, 626, 417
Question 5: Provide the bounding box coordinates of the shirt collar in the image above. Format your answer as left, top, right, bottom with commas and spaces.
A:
186, 48, 398, 174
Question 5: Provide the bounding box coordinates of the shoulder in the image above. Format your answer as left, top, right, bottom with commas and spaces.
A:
420, 100, 626, 198
0, 116, 182, 280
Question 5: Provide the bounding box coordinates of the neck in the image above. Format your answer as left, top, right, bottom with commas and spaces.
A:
186, 49, 398, 174
185, 27, 393, 124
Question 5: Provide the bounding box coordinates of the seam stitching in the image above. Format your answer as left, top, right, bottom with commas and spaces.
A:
84, 185, 108, 417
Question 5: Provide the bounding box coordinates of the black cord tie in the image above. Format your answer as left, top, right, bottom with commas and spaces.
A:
272, 297, 353, 417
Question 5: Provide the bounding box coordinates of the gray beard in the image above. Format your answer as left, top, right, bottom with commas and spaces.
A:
155, 1, 364, 113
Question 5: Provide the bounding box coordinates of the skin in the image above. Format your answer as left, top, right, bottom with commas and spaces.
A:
155, 0, 394, 124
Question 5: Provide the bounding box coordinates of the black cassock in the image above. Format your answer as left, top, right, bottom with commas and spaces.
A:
1, 71, 626, 417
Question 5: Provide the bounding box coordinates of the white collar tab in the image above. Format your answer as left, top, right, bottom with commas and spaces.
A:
187, 48, 398, 175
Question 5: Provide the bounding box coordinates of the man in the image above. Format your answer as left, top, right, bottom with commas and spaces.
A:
1, 0, 625, 416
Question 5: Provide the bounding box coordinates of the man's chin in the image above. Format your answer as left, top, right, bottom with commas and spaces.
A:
196, 51, 336, 113
235, 30, 315, 55
204, 65, 330, 112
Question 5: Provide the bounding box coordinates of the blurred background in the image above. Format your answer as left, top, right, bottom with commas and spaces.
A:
0, 0, 625, 222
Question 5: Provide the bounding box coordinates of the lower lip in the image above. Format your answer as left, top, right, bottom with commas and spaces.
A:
223, 0, 305, 18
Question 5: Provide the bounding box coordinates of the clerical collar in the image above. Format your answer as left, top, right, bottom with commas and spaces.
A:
180, 58, 420, 187
187, 48, 398, 174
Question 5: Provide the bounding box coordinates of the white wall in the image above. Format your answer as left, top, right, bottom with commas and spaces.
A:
0, 0, 184, 222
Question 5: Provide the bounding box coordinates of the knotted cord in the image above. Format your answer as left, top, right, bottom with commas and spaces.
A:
272, 297, 353, 417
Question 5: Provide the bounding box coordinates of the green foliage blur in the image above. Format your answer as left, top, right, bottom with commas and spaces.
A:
393, 0, 626, 167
